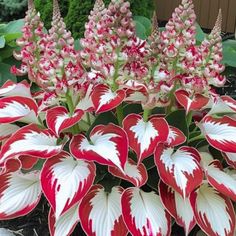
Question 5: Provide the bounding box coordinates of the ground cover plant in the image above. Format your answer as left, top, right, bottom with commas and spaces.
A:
0, 0, 236, 235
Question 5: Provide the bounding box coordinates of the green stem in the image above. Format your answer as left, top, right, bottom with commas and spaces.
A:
86, 112, 91, 126
188, 134, 205, 143
143, 109, 150, 122
186, 111, 193, 127
66, 92, 80, 134
116, 104, 124, 126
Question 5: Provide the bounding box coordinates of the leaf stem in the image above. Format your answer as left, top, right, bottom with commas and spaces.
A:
188, 134, 205, 143
143, 109, 150, 122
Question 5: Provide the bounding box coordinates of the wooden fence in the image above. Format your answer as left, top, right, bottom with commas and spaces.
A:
155, 0, 236, 33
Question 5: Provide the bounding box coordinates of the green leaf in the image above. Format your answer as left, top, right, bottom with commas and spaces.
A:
166, 109, 189, 141
4, 19, 24, 33
134, 20, 147, 39
4, 32, 22, 43
97, 172, 121, 192
86, 111, 118, 136
146, 167, 159, 190
222, 40, 236, 67
0, 46, 15, 60
0, 36, 5, 49
195, 23, 205, 42
0, 62, 17, 85
123, 103, 142, 116
134, 15, 152, 36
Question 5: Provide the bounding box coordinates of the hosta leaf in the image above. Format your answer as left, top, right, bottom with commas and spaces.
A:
190, 183, 235, 236
199, 115, 236, 153
0, 80, 31, 98
159, 181, 196, 235
41, 152, 95, 219
0, 171, 41, 219
108, 158, 148, 187
70, 124, 128, 171
121, 187, 171, 236
79, 185, 128, 236
123, 114, 169, 163
206, 161, 236, 201
0, 124, 63, 166
46, 106, 84, 136
91, 84, 125, 114
49, 203, 80, 236
0, 96, 38, 124
155, 145, 203, 198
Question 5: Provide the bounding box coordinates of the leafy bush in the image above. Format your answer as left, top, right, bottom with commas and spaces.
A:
35, 0, 153, 38
0, 0, 27, 22
0, 0, 236, 236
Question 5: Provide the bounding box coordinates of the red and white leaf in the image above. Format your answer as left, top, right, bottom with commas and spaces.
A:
223, 152, 236, 169
166, 126, 186, 146
124, 88, 147, 103
108, 158, 148, 187
46, 106, 84, 136
0, 124, 63, 166
208, 96, 236, 115
0, 80, 31, 98
159, 181, 196, 235
91, 84, 126, 113
199, 116, 236, 152
175, 90, 209, 113
190, 183, 236, 236
0, 96, 38, 124
75, 84, 94, 112
79, 185, 128, 236
49, 203, 80, 236
70, 124, 128, 171
206, 161, 236, 201
19, 155, 38, 170
121, 187, 171, 236
41, 152, 95, 219
154, 145, 203, 198
123, 114, 169, 163
0, 171, 41, 219
0, 124, 19, 141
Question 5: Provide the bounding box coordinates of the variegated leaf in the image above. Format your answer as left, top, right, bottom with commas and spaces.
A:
159, 181, 196, 235
199, 116, 236, 152
0, 124, 63, 166
175, 90, 209, 114
155, 145, 203, 198
123, 114, 169, 163
0, 171, 41, 219
121, 187, 171, 236
166, 126, 186, 146
49, 203, 80, 236
79, 185, 128, 236
108, 158, 148, 187
70, 124, 128, 171
0, 80, 31, 98
0, 96, 38, 124
46, 106, 84, 136
223, 152, 236, 169
0, 124, 19, 141
91, 84, 126, 113
190, 183, 235, 236
41, 152, 95, 219
208, 96, 236, 115
206, 161, 236, 201
75, 84, 94, 112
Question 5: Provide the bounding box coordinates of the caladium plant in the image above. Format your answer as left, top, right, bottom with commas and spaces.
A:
0, 0, 235, 235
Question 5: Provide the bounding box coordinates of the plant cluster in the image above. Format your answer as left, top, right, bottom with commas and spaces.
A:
0, 0, 236, 235
34, 0, 153, 38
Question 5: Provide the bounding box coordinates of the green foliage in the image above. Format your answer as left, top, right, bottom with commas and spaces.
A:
34, 0, 154, 39
0, 19, 24, 84
222, 40, 236, 67
0, 0, 27, 22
